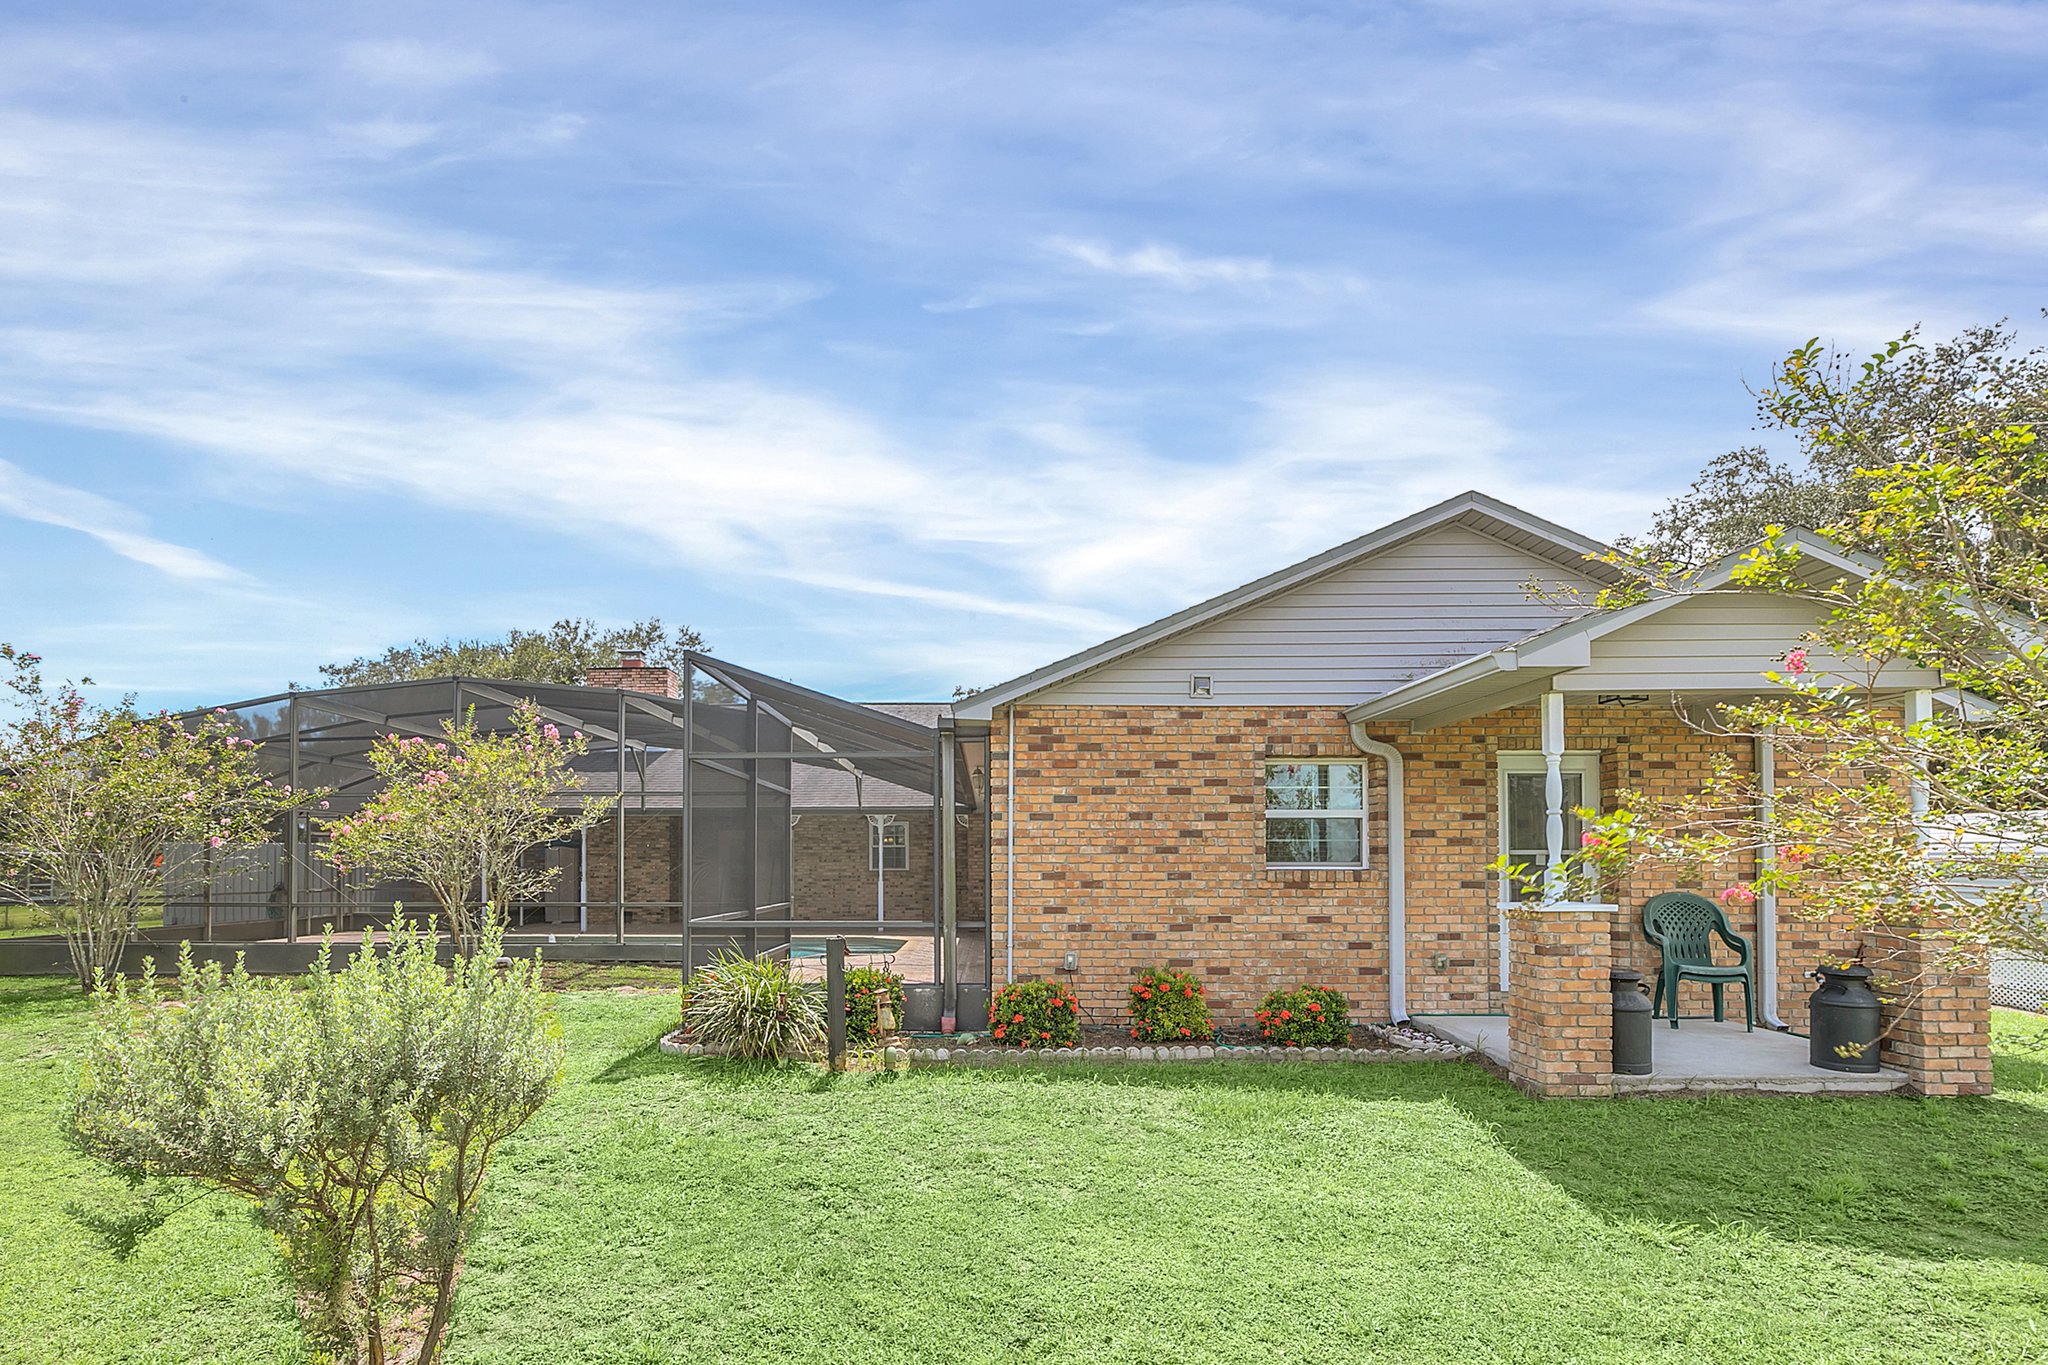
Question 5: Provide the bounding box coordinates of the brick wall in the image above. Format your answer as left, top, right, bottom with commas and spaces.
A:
582, 663, 680, 696
988, 699, 1872, 1031
988, 704, 1392, 1022
1863, 919, 1994, 1095
1505, 903, 1614, 1097
583, 813, 682, 925
792, 813, 933, 922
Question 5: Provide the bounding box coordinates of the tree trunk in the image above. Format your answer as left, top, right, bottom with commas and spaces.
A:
417, 1255, 460, 1365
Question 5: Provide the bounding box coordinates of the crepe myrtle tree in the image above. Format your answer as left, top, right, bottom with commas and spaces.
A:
0, 646, 318, 990
324, 701, 612, 954
1553, 330, 2048, 981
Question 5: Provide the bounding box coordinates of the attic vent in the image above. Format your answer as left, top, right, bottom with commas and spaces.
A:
1189, 674, 1214, 699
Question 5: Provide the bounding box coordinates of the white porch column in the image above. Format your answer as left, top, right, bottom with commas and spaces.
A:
1540, 690, 1567, 903
1906, 687, 1935, 826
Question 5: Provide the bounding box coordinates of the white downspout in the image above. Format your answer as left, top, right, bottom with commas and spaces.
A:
1349, 724, 1408, 1023
1756, 734, 1787, 1028
1004, 706, 1016, 985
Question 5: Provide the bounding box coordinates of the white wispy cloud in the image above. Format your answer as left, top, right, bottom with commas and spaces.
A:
1044, 237, 1278, 290
342, 40, 498, 88
0, 458, 244, 583
0, 1, 2041, 701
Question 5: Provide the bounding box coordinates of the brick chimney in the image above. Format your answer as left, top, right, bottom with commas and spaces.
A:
583, 649, 680, 697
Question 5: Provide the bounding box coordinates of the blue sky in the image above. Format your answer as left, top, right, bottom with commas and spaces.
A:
2, 1, 2043, 709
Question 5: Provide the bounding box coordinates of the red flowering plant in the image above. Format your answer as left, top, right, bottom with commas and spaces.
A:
985, 978, 1081, 1047
1254, 985, 1350, 1048
1127, 967, 1213, 1043
845, 965, 906, 1046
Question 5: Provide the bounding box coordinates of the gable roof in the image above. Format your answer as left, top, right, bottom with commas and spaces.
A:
951, 490, 1626, 721
1343, 528, 1948, 727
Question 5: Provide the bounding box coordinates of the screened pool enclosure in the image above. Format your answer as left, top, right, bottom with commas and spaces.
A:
161, 655, 988, 1017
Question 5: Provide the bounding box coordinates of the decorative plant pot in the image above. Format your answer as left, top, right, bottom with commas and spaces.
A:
1808, 965, 1882, 1073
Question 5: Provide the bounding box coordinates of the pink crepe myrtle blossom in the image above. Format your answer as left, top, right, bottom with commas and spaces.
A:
1784, 647, 1810, 677
542, 724, 560, 742
1579, 831, 1603, 848
208, 836, 224, 848
1719, 884, 1757, 906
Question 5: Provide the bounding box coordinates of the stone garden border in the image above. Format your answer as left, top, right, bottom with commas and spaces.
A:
659, 1026, 1469, 1065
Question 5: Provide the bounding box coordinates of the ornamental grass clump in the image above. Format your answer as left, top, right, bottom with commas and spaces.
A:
66, 918, 563, 1365
681, 951, 825, 1060
845, 965, 906, 1046
987, 978, 1080, 1047
1128, 966, 1212, 1042
1255, 985, 1350, 1047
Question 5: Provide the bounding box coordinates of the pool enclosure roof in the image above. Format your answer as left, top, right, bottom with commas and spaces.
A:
198, 652, 962, 814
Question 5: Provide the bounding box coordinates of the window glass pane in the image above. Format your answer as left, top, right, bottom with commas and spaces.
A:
868, 820, 909, 871
1264, 764, 1317, 811
1265, 817, 1363, 865
1264, 763, 1362, 811
1503, 770, 1587, 901
1506, 773, 1545, 850
1508, 858, 1549, 902
1506, 772, 1584, 851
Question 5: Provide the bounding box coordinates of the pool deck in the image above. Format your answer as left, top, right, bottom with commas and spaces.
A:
1414, 1013, 1909, 1095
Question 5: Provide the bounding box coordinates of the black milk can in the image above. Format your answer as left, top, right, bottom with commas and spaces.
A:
1809, 965, 1882, 1073
1610, 970, 1654, 1076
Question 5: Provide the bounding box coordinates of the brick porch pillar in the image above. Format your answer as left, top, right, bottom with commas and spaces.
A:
1506, 902, 1614, 1098
1861, 920, 1993, 1097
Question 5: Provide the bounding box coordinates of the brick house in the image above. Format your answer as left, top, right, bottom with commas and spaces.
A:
952, 490, 1990, 1092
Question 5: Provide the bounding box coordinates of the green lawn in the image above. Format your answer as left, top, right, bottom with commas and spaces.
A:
5, 983, 2048, 1365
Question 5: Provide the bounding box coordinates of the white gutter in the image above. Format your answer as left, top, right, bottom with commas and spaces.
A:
1756, 734, 1787, 1028
1348, 723, 1409, 1022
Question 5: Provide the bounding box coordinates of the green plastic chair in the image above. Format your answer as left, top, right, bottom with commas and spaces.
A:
1642, 891, 1755, 1031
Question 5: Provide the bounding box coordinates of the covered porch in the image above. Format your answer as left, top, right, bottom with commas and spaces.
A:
1347, 562, 1991, 1096
1418, 1013, 1909, 1094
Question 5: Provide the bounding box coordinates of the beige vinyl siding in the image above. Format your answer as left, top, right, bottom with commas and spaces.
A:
1034, 523, 1598, 706
1559, 592, 1942, 692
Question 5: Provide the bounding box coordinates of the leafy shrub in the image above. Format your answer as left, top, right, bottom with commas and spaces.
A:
1128, 967, 1213, 1042
1254, 985, 1350, 1047
681, 950, 825, 1060
987, 978, 1080, 1047
845, 965, 907, 1045
67, 918, 563, 1365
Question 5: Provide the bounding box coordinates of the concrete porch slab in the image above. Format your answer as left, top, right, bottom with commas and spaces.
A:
1412, 1014, 1909, 1095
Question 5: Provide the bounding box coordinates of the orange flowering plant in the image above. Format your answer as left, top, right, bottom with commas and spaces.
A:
986, 978, 1080, 1047
1254, 985, 1349, 1048
1127, 966, 1212, 1043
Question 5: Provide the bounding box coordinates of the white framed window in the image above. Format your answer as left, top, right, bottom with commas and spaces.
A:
1496, 752, 1601, 905
1264, 760, 1367, 868
869, 819, 909, 872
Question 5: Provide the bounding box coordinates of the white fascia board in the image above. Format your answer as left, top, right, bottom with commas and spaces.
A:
1345, 650, 1517, 723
